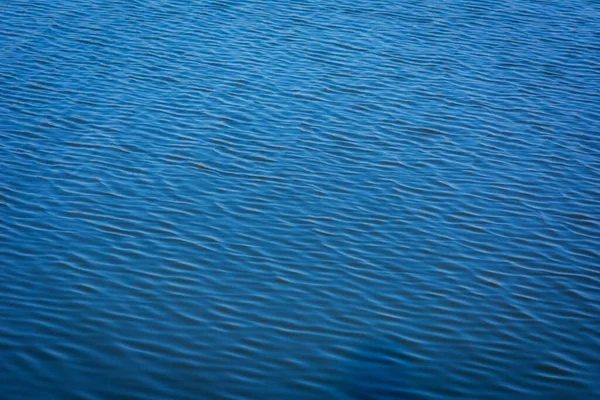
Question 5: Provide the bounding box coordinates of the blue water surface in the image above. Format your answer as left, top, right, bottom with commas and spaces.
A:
1, 0, 599, 399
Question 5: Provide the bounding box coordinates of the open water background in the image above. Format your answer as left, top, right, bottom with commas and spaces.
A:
1, 0, 599, 399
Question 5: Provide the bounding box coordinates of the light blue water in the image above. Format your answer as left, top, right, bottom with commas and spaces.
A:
1, 1, 599, 399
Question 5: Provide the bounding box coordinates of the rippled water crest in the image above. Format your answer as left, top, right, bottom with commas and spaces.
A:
1, 0, 599, 398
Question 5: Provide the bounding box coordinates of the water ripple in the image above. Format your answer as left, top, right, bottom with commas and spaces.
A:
1, 0, 599, 398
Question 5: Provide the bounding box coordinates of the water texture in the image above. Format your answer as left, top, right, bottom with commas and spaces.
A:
1, 0, 599, 399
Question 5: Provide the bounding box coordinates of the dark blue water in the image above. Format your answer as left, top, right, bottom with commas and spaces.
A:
1, 0, 599, 399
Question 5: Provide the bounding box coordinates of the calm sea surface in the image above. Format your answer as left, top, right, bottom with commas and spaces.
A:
1, 1, 599, 399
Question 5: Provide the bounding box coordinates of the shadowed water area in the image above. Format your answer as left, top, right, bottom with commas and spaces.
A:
1, 0, 599, 399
